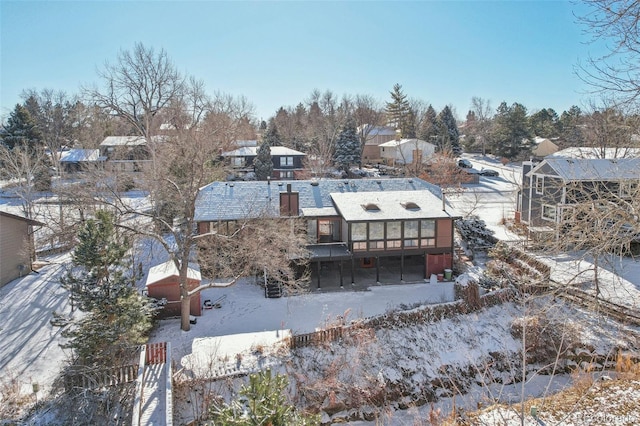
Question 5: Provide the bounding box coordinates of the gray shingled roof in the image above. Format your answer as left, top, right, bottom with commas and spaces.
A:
195, 178, 445, 222
532, 158, 640, 181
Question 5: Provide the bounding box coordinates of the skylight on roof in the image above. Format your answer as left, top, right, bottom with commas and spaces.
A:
362, 203, 380, 212
401, 201, 420, 211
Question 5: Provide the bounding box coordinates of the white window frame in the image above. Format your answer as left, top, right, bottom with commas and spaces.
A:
541, 204, 557, 221
535, 175, 544, 195
280, 156, 294, 167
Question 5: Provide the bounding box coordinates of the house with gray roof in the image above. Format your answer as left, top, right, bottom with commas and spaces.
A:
59, 149, 104, 173
358, 124, 397, 163
518, 157, 640, 238
195, 177, 460, 288
221, 145, 306, 180
100, 136, 166, 173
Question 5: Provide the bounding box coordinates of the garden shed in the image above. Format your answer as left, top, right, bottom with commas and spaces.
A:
145, 261, 202, 317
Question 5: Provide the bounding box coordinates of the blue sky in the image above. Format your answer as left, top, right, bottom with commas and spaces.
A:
1, 1, 605, 123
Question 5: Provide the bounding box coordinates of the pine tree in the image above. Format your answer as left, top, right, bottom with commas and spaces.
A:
60, 210, 153, 364
419, 105, 438, 143
254, 141, 273, 180
559, 105, 584, 146
263, 121, 282, 147
385, 83, 413, 137
210, 369, 320, 425
1, 104, 43, 150
436, 106, 462, 155
491, 102, 533, 159
333, 118, 360, 171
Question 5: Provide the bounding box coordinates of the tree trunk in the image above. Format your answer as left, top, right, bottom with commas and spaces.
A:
179, 262, 191, 331
181, 293, 191, 331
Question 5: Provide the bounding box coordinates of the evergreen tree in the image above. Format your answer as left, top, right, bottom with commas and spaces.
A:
254, 141, 273, 180
435, 106, 462, 155
263, 121, 282, 146
419, 105, 438, 144
60, 210, 153, 364
333, 118, 360, 171
491, 102, 533, 159
529, 108, 560, 138
559, 105, 584, 146
210, 369, 320, 425
385, 83, 412, 137
1, 104, 43, 150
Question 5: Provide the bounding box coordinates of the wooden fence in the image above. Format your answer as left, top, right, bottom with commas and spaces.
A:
288, 288, 515, 350
289, 326, 344, 349
146, 342, 167, 364
64, 364, 139, 391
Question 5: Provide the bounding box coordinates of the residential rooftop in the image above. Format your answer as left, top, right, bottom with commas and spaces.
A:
195, 178, 452, 222
531, 157, 640, 181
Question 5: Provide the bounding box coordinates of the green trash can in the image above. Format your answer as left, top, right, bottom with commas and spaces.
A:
444, 269, 453, 281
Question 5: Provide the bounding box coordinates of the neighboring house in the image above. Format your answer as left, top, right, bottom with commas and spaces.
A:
379, 138, 436, 166
0, 210, 44, 287
59, 149, 104, 173
547, 146, 640, 159
531, 137, 559, 158
221, 146, 306, 180
358, 125, 397, 163
100, 136, 156, 173
517, 158, 640, 237
145, 260, 202, 317
195, 178, 460, 288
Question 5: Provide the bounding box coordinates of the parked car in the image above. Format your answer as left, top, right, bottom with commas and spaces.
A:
458, 159, 473, 168
479, 168, 499, 177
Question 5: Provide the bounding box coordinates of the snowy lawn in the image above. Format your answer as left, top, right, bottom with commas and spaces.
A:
0, 253, 74, 397
149, 279, 456, 366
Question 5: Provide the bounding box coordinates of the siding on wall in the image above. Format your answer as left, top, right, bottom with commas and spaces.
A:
0, 215, 31, 287
436, 219, 453, 248
147, 276, 202, 317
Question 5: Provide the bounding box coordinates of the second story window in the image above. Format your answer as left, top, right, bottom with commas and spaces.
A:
535, 175, 544, 195
280, 156, 294, 167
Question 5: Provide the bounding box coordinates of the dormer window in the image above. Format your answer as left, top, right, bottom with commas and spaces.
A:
362, 203, 380, 212
401, 201, 420, 211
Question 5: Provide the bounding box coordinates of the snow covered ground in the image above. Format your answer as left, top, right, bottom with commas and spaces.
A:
2, 159, 640, 423
0, 253, 75, 397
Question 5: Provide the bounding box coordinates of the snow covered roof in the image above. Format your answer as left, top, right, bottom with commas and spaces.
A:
100, 135, 168, 147
548, 146, 640, 159
531, 158, 640, 181
195, 178, 443, 222
221, 146, 306, 157
378, 138, 435, 148
100, 136, 147, 147
331, 190, 459, 222
146, 261, 201, 286
234, 140, 258, 147
59, 149, 101, 163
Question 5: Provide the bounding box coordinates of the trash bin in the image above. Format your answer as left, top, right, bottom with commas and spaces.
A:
444, 269, 453, 281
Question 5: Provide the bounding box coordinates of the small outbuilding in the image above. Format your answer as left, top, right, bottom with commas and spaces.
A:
379, 138, 436, 165
145, 261, 202, 318
0, 210, 44, 287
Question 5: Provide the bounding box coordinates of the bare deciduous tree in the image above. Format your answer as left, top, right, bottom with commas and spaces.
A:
578, 0, 640, 109
84, 42, 185, 140
0, 144, 50, 219
580, 102, 640, 157
468, 96, 494, 156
